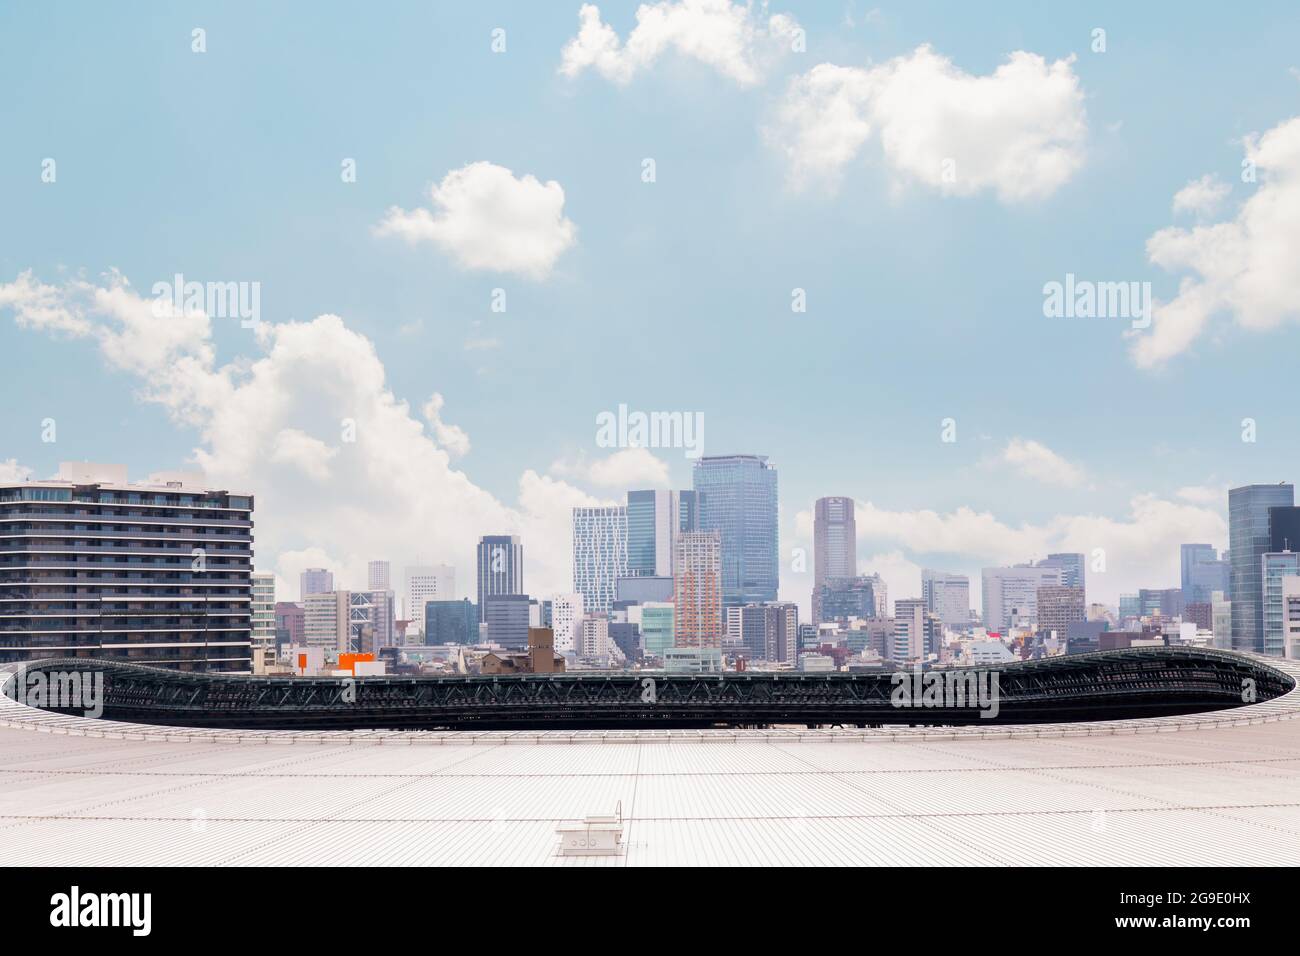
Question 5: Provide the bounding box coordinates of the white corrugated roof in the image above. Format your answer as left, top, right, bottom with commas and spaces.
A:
0, 661, 1298, 865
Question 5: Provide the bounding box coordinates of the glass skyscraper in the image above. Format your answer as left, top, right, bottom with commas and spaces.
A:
476, 534, 522, 623
1261, 551, 1300, 657
1181, 543, 1229, 606
1229, 483, 1294, 653
572, 506, 627, 614
693, 455, 778, 607
626, 489, 696, 578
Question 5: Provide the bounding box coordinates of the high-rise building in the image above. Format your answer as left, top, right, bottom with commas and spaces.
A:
405, 564, 454, 628
0, 464, 253, 672
579, 615, 613, 659
476, 535, 523, 623
921, 570, 971, 627
274, 602, 304, 650
1212, 592, 1232, 649
300, 567, 334, 600
814, 576, 876, 623
1229, 484, 1294, 652
1270, 507, 1300, 553
424, 598, 478, 645
1181, 544, 1229, 606
981, 565, 1062, 631
303, 590, 350, 651
812, 496, 856, 621
349, 590, 394, 654
866, 572, 888, 619
693, 455, 778, 607
1037, 553, 1086, 593
626, 490, 696, 577
1138, 587, 1184, 619
550, 593, 585, 656
892, 598, 933, 662
483, 593, 530, 649
251, 571, 276, 659
1036, 584, 1085, 641
637, 602, 675, 660
1261, 551, 1300, 657
367, 560, 391, 592
572, 506, 628, 614
729, 602, 799, 663
673, 531, 723, 648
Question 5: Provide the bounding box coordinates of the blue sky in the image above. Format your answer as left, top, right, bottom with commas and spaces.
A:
3, 1, 1300, 611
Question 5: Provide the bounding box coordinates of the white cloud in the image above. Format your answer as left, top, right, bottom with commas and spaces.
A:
1175, 484, 1227, 506
551, 447, 671, 489
375, 162, 576, 280
1001, 437, 1086, 488
0, 459, 33, 483
0, 270, 600, 601
559, 0, 800, 86
1172, 173, 1230, 216
770, 45, 1087, 201
421, 393, 471, 458
1131, 116, 1300, 368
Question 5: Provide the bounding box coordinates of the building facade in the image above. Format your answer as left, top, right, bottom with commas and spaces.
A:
673, 531, 723, 649
0, 464, 253, 672
626, 489, 696, 578
921, 569, 971, 627
405, 564, 454, 629
251, 571, 276, 660
300, 567, 333, 600
424, 598, 478, 645
1229, 484, 1294, 652
981, 565, 1062, 632
476, 535, 523, 623
572, 506, 628, 614
812, 496, 856, 621
303, 590, 349, 652
693, 455, 778, 607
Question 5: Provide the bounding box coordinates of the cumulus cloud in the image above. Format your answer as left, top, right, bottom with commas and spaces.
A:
770, 45, 1087, 201
1172, 173, 1230, 216
1000, 437, 1086, 488
559, 0, 800, 86
1130, 117, 1300, 368
0, 270, 599, 600
375, 162, 576, 280
551, 447, 671, 489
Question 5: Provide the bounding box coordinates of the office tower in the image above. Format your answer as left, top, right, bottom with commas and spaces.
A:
626, 489, 697, 577
1184, 602, 1213, 630
673, 531, 723, 648
367, 560, 391, 592
814, 576, 876, 623
424, 598, 478, 645
892, 598, 930, 662
1118, 593, 1141, 621
251, 572, 276, 659
693, 455, 778, 607
549, 593, 584, 656
1270, 506, 1300, 553
303, 590, 350, 651
476, 535, 523, 623
1229, 484, 1294, 652
300, 567, 334, 600
1038, 553, 1086, 593
350, 590, 394, 654
729, 602, 799, 663
1138, 588, 1184, 619
484, 594, 530, 649
1261, 552, 1300, 656
405, 564, 455, 627
1181, 543, 1229, 606
812, 496, 857, 620
1036, 585, 1085, 640
579, 615, 613, 658
572, 506, 628, 614
981, 565, 1062, 631
274, 602, 304, 649
866, 572, 888, 618
921, 570, 971, 627
1283, 579, 1300, 659
0, 463, 252, 672
616, 575, 674, 604
637, 603, 675, 660
1212, 592, 1232, 649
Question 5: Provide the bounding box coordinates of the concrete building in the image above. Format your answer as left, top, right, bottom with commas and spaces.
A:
1037, 553, 1086, 592
814, 575, 876, 624
483, 593, 530, 650
300, 568, 333, 600
0, 463, 253, 672
367, 559, 391, 592
251, 572, 276, 660
350, 590, 395, 655
728, 602, 799, 664
812, 496, 856, 621
549, 593, 584, 656
572, 506, 628, 614
922, 569, 971, 627
303, 590, 350, 652
274, 601, 304, 651
636, 602, 675, 660
981, 565, 1062, 632
405, 564, 454, 629
476, 535, 523, 623
673, 531, 723, 649
1036, 584, 1085, 641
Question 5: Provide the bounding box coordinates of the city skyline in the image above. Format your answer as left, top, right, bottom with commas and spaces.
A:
4, 1, 1300, 624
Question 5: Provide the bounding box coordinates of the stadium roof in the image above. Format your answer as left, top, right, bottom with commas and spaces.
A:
2, 659, 1299, 866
